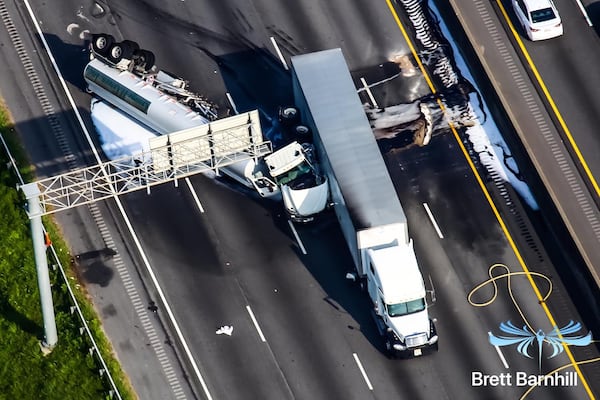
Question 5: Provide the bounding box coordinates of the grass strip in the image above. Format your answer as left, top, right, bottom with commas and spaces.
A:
0, 102, 136, 400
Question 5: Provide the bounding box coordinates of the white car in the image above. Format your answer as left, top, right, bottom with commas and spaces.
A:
512, 0, 563, 41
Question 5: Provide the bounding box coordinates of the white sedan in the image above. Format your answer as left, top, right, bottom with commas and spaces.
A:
512, 0, 563, 41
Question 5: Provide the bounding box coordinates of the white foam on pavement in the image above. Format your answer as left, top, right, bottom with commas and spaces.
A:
90, 99, 158, 162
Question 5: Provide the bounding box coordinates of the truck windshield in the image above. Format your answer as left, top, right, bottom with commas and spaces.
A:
387, 298, 426, 317
274, 162, 314, 188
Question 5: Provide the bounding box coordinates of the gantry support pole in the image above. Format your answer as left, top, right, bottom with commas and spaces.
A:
21, 183, 57, 350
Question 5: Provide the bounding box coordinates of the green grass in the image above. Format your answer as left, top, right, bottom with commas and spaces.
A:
0, 103, 136, 400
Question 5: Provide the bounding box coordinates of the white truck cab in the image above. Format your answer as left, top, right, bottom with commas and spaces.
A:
265, 142, 328, 222
366, 245, 437, 355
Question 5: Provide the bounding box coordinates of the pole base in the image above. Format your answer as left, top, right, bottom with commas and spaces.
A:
39, 340, 56, 355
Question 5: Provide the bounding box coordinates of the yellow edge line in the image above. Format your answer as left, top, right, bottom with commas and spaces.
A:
384, 0, 593, 398
496, 0, 599, 198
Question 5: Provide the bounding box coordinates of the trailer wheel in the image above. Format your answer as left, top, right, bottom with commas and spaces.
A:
108, 40, 139, 63
294, 125, 311, 142
133, 49, 155, 72
91, 34, 115, 56
278, 106, 300, 127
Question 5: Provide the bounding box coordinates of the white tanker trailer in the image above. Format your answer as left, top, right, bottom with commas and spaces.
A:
84, 58, 211, 134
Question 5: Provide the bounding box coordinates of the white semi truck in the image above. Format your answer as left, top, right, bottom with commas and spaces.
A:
84, 33, 329, 217
291, 49, 438, 357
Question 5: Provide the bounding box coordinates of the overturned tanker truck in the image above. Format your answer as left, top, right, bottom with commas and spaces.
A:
85, 33, 329, 219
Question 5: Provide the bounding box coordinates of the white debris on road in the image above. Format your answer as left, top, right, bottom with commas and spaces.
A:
215, 326, 234, 336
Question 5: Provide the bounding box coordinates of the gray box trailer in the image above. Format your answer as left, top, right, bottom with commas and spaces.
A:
290, 49, 437, 356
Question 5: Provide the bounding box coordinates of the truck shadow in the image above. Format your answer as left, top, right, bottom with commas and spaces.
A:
42, 33, 90, 92
279, 213, 393, 356
587, 2, 600, 37
205, 47, 295, 146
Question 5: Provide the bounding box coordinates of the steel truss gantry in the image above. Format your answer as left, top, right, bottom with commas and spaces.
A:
21, 110, 272, 217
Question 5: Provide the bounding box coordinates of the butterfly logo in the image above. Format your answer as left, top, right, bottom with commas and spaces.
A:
489, 320, 592, 372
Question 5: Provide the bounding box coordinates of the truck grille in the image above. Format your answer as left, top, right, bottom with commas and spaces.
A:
405, 333, 428, 348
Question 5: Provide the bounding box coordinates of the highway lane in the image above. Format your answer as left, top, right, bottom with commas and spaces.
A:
21, 0, 600, 398
383, 126, 593, 400
476, 0, 600, 287
121, 182, 302, 400
501, 0, 600, 190
91, 0, 430, 113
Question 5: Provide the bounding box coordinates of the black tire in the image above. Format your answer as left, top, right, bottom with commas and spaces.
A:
358, 278, 367, 292
133, 49, 155, 72
107, 40, 139, 63
278, 106, 300, 127
91, 34, 114, 56
384, 335, 396, 359
294, 125, 311, 142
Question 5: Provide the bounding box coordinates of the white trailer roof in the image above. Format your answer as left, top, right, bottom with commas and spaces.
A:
291, 49, 407, 229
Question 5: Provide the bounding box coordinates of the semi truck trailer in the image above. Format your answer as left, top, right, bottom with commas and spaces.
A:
291, 48, 438, 357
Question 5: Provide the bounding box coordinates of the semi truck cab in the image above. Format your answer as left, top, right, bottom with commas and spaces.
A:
365, 245, 438, 357
265, 142, 328, 222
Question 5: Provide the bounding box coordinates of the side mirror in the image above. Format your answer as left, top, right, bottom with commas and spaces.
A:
345, 272, 357, 282
426, 274, 436, 306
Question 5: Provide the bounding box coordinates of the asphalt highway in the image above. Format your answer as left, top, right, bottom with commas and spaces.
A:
0, 0, 598, 399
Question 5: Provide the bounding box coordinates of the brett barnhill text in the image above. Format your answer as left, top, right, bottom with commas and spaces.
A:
471, 371, 578, 387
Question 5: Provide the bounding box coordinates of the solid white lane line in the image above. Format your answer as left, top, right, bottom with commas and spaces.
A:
352, 353, 373, 391
360, 77, 379, 109
488, 332, 510, 369
246, 305, 266, 342
114, 198, 214, 399
185, 177, 205, 213
423, 202, 444, 239
270, 37, 289, 70
226, 92, 238, 114
287, 220, 307, 255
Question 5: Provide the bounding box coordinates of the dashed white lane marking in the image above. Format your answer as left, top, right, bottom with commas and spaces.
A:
185, 177, 205, 213
423, 202, 444, 239
226, 92, 238, 115
270, 36, 289, 70
352, 353, 373, 391
489, 332, 510, 369
246, 305, 267, 342
360, 77, 379, 109
287, 220, 307, 255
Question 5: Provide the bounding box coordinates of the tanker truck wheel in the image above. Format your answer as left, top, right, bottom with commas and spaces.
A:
91, 33, 114, 56
108, 40, 139, 63
133, 49, 155, 72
